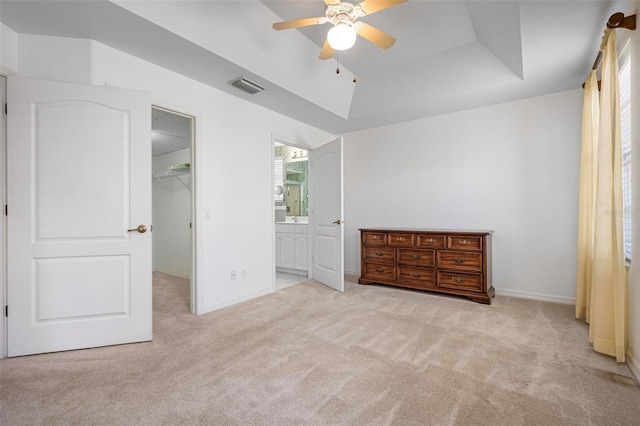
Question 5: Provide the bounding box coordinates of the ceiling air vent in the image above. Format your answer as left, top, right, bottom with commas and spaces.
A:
230, 77, 265, 95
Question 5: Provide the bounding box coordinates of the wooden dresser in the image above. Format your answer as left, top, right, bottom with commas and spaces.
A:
359, 228, 494, 304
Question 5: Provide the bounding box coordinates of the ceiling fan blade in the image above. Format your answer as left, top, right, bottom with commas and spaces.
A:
319, 38, 336, 60
273, 17, 324, 31
356, 22, 397, 49
324, 0, 341, 5
358, 0, 408, 16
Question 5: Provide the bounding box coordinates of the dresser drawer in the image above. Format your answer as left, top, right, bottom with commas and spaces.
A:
437, 251, 483, 272
438, 271, 483, 292
364, 246, 395, 263
398, 266, 435, 286
416, 234, 445, 248
363, 232, 387, 246
363, 262, 396, 281
388, 233, 415, 247
447, 236, 482, 251
397, 249, 434, 267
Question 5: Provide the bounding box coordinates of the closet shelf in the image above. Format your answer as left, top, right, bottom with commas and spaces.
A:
154, 169, 191, 191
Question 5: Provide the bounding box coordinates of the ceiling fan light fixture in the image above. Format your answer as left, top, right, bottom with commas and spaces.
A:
327, 22, 356, 50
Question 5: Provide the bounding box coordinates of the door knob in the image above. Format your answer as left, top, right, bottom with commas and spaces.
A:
333, 219, 343, 225
128, 225, 147, 233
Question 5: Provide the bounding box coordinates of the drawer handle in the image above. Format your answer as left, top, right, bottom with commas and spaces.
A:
452, 276, 466, 283
458, 239, 471, 246
425, 238, 436, 243
453, 257, 467, 264
397, 236, 406, 242
375, 251, 385, 256
410, 254, 422, 260
376, 267, 385, 273
410, 272, 421, 278
372, 236, 380, 240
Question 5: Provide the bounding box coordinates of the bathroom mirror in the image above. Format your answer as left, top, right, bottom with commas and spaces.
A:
274, 145, 308, 217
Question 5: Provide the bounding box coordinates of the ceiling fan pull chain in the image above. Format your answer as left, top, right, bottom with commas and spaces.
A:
336, 50, 340, 74
353, 43, 357, 83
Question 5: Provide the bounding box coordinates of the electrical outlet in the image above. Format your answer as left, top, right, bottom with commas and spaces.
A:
230, 270, 237, 281
241, 269, 246, 279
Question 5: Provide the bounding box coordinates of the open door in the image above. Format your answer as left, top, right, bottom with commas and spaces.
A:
310, 137, 344, 292
7, 77, 152, 356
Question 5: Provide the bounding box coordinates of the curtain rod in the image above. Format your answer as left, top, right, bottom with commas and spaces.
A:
582, 12, 636, 89
591, 13, 636, 71
591, 12, 636, 71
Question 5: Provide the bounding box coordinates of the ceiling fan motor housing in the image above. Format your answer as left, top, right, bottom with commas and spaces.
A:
326, 2, 367, 25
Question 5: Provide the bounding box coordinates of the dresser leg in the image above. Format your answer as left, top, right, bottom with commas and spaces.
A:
469, 287, 495, 304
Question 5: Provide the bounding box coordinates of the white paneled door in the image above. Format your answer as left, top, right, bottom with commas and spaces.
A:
7, 77, 152, 356
310, 138, 344, 292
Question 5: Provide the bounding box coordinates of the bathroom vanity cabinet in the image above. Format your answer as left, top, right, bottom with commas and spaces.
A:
276, 223, 308, 274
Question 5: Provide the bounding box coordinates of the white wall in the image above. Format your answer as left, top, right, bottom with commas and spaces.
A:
1, 23, 18, 75
343, 89, 583, 303
152, 148, 192, 278
14, 33, 333, 314
18, 34, 92, 84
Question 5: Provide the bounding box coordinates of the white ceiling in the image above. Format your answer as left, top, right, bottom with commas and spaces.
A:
152, 108, 192, 157
0, 0, 636, 134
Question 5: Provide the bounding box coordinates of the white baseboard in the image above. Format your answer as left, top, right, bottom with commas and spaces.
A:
344, 270, 575, 305
198, 287, 273, 315
276, 267, 308, 276
153, 267, 190, 279
493, 288, 576, 305
627, 350, 640, 383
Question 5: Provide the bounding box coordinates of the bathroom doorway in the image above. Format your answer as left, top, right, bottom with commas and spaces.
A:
151, 107, 195, 312
273, 137, 310, 290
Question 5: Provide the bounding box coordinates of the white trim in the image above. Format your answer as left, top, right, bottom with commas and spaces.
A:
345, 268, 360, 276
495, 288, 576, 305
627, 350, 640, 384
346, 270, 576, 305
1, 75, 6, 358
153, 267, 190, 279
199, 288, 274, 315
276, 266, 309, 276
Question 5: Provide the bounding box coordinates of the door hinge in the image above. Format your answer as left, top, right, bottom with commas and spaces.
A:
4, 306, 7, 317
4, 103, 6, 115
189, 222, 192, 229
4, 204, 6, 216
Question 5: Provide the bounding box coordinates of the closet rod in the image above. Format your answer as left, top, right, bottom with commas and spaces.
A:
582, 12, 636, 89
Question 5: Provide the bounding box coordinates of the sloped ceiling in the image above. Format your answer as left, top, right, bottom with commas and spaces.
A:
0, 1, 633, 134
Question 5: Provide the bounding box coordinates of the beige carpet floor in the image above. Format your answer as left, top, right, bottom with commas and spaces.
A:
1, 272, 639, 425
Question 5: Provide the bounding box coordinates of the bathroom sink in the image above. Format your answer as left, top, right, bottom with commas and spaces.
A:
275, 217, 308, 224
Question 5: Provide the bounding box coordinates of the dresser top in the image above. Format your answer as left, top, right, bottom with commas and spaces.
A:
359, 228, 494, 235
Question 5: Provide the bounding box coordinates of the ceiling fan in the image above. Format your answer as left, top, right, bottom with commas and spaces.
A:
272, 0, 408, 60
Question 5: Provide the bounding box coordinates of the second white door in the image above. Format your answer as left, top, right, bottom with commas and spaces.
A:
310, 137, 344, 292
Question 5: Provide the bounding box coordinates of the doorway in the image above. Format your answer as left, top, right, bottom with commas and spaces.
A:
151, 107, 195, 312
272, 136, 345, 293
273, 138, 310, 290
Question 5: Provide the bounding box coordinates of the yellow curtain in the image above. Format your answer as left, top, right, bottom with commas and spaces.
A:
575, 70, 599, 321
576, 29, 627, 362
